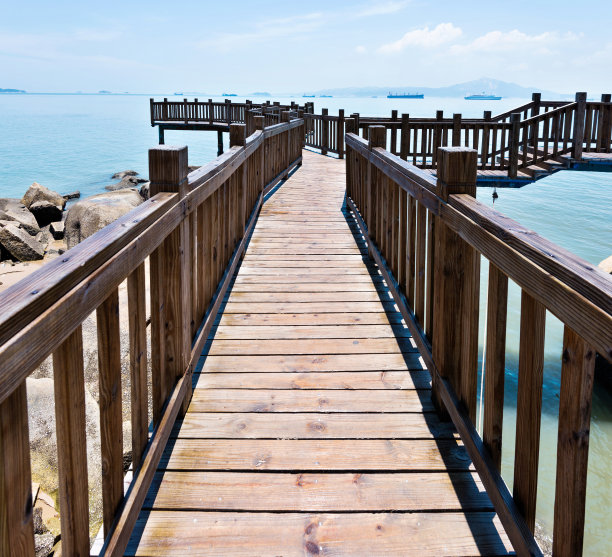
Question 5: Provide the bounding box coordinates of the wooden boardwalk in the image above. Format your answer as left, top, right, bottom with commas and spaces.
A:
127, 150, 513, 555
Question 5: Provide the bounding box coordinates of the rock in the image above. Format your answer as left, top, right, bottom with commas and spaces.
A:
0, 198, 40, 235
33, 507, 46, 534
34, 532, 54, 557
0, 223, 45, 261
35, 225, 52, 249
29, 200, 63, 227
50, 220, 64, 240
139, 181, 150, 200
62, 190, 80, 200
21, 182, 66, 211
111, 169, 139, 180
64, 189, 143, 249
106, 175, 147, 192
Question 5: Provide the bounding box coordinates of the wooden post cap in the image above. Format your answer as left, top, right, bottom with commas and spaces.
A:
345, 118, 356, 134
532, 92, 542, 102
229, 124, 247, 147
602, 93, 611, 102
436, 147, 477, 200
368, 125, 386, 149
254, 115, 265, 130
575, 92, 587, 102
148, 145, 189, 197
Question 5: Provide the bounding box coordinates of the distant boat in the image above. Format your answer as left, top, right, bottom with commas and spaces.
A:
302, 94, 315, 98
465, 93, 502, 100
320, 95, 333, 98
174, 92, 184, 96
387, 92, 424, 99
222, 93, 238, 97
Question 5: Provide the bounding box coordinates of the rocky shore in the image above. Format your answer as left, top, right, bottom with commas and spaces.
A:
0, 171, 151, 556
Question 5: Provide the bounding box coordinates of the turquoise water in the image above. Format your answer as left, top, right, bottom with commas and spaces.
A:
1, 94, 610, 554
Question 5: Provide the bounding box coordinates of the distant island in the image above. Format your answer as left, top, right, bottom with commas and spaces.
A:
299, 78, 566, 99
0, 88, 26, 94
252, 92, 271, 97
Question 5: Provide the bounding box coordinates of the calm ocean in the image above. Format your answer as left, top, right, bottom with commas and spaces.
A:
1, 93, 611, 554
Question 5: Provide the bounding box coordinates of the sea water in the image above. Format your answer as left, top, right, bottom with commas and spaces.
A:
1, 93, 611, 555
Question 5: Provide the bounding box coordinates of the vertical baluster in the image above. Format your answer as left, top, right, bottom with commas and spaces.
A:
414, 201, 426, 324
425, 209, 435, 341
407, 194, 416, 308
513, 290, 546, 532
553, 326, 595, 556
483, 263, 508, 471
53, 327, 90, 556
0, 382, 35, 556
400, 114, 410, 161
338, 109, 345, 159
97, 289, 123, 535
128, 263, 148, 472
398, 188, 407, 290
321, 108, 329, 155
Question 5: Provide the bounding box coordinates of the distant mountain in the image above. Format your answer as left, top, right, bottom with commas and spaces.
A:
251, 91, 272, 97
0, 88, 26, 94
303, 78, 567, 99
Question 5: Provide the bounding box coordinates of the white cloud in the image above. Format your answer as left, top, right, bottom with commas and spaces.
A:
355, 1, 410, 18
355, 45, 367, 54
450, 29, 579, 55
378, 23, 463, 53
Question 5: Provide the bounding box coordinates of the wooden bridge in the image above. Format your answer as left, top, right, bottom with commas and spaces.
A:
151, 93, 612, 186
0, 113, 610, 556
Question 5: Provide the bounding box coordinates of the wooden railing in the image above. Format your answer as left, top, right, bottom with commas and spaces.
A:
345, 126, 612, 556
150, 98, 309, 127
0, 116, 304, 556
305, 93, 612, 179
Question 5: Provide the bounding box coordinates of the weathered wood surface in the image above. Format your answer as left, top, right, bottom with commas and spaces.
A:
129, 150, 512, 555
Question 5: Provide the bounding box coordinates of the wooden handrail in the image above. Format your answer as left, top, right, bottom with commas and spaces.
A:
0, 118, 305, 555
345, 128, 611, 555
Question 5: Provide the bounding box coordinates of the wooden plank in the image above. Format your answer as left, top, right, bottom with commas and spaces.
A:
200, 352, 423, 372
222, 302, 396, 314
226, 291, 390, 303
552, 326, 595, 556
0, 382, 35, 557
230, 281, 384, 292
194, 370, 430, 390
218, 311, 401, 326
160, 438, 471, 470
144, 471, 491, 511
128, 264, 148, 471
174, 411, 457, 439
127, 511, 513, 556
188, 389, 433, 413
483, 264, 507, 472
96, 289, 124, 535
207, 338, 415, 356
52, 327, 89, 556
211, 324, 408, 339
513, 290, 545, 532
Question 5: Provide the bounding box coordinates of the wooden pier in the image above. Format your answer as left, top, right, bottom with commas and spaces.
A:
0, 110, 610, 556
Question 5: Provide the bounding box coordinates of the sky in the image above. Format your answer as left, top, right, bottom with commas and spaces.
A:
1, 0, 610, 94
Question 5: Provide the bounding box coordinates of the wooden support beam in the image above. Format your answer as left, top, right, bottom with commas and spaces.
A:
217, 130, 224, 156
513, 290, 546, 532
0, 382, 35, 557
97, 289, 124, 536
452, 114, 462, 146
572, 92, 587, 159
432, 147, 478, 419
53, 327, 90, 556
553, 326, 595, 557
508, 113, 521, 178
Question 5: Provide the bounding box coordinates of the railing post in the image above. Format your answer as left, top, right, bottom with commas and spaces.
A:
0, 382, 35, 556
338, 109, 345, 159
150, 97, 155, 126
572, 92, 587, 159
230, 124, 248, 236
531, 92, 541, 118
432, 147, 479, 421
552, 326, 595, 557
163, 97, 168, 121
483, 111, 492, 121
208, 98, 214, 124
390, 110, 398, 154
597, 93, 611, 152
433, 111, 443, 164
183, 98, 188, 124
508, 113, 521, 178
149, 145, 192, 417
452, 113, 462, 146
400, 113, 409, 160
321, 108, 329, 155
254, 116, 265, 191
367, 126, 386, 257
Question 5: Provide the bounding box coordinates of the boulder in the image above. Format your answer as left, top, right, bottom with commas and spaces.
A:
21, 182, 66, 211
35, 226, 51, 250
139, 181, 150, 200
64, 189, 143, 249
111, 169, 139, 180
50, 220, 64, 240
29, 200, 63, 227
0, 198, 40, 235
0, 223, 45, 261
106, 175, 147, 192
62, 190, 80, 201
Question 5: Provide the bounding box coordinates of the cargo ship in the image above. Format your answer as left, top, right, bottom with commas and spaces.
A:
464, 93, 502, 100
387, 92, 424, 99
